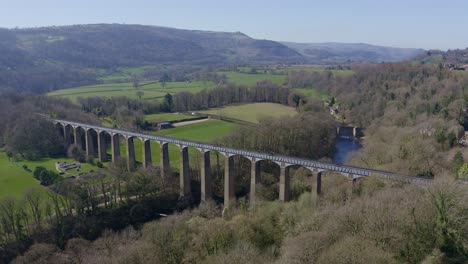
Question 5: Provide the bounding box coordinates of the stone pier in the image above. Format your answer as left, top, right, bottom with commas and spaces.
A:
311, 171, 322, 203
279, 163, 290, 202
160, 142, 170, 178
85, 129, 94, 158
142, 139, 152, 168
317, 171, 322, 196
111, 134, 120, 163
346, 174, 355, 203
126, 137, 136, 171
97, 131, 107, 162
224, 155, 235, 208
73, 127, 82, 149
179, 146, 191, 197
200, 150, 212, 201
250, 158, 260, 207
63, 125, 71, 146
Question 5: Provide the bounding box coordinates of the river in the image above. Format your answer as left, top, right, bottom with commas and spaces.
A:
332, 128, 362, 165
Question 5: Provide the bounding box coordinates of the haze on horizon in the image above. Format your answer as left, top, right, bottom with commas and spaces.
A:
1, 0, 467, 50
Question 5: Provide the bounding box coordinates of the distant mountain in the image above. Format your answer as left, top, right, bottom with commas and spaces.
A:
0, 24, 308, 92
282, 42, 425, 64
0, 24, 303, 68
0, 24, 427, 93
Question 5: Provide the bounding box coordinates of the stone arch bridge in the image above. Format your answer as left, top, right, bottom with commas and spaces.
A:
53, 119, 433, 207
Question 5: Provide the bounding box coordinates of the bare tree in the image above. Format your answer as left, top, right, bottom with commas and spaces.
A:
136, 90, 144, 100
131, 75, 139, 90
0, 197, 23, 242
24, 188, 43, 229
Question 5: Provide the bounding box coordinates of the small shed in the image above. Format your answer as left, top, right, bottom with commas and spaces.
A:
158, 122, 172, 129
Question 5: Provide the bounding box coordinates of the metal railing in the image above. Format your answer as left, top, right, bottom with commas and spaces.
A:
52, 118, 450, 185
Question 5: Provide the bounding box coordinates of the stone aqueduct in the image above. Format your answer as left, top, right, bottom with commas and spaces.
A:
53, 119, 433, 207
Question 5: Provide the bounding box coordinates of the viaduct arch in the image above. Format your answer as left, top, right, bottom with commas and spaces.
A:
54, 118, 435, 208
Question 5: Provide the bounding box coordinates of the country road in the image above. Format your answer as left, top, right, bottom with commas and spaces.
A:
173, 117, 210, 127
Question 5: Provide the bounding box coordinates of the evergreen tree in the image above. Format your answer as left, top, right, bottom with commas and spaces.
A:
451, 151, 464, 176
457, 163, 468, 180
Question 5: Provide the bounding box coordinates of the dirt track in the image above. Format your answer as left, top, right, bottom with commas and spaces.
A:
173, 117, 210, 127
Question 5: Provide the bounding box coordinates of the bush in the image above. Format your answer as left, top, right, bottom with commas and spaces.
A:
289, 168, 312, 200
67, 145, 86, 162
22, 164, 31, 172
86, 156, 95, 165
457, 163, 468, 180
356, 176, 386, 196
12, 153, 23, 162
33, 166, 60, 186
96, 161, 103, 168
12, 243, 59, 264
33, 166, 47, 180
316, 236, 397, 264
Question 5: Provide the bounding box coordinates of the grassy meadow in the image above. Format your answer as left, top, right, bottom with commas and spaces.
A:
197, 103, 297, 124
156, 119, 235, 142
0, 153, 43, 199
48, 81, 215, 102
220, 71, 287, 86
278, 65, 354, 75
97, 65, 162, 82
17, 157, 104, 176
144, 113, 196, 123
0, 151, 109, 199
113, 119, 236, 169
294, 88, 329, 99
48, 66, 345, 103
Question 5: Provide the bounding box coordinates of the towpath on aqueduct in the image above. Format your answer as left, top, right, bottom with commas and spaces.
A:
53, 118, 439, 207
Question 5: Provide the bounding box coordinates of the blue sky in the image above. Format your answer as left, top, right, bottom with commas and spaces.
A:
1, 0, 467, 50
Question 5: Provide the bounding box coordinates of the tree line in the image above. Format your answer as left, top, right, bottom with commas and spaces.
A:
282, 63, 468, 179
0, 94, 99, 161
0, 163, 179, 263
12, 176, 468, 264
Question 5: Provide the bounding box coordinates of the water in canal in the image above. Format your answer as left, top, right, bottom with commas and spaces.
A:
332, 127, 362, 165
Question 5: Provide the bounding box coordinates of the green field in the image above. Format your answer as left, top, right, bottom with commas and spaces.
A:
0, 153, 43, 199
220, 71, 287, 86
294, 88, 329, 99
144, 113, 196, 123
48, 66, 345, 103
48, 81, 215, 102
97, 65, 163, 82
114, 119, 236, 169
278, 65, 354, 76
218, 66, 352, 87
101, 117, 116, 128
17, 157, 104, 176
197, 103, 297, 124
157, 119, 235, 142
0, 151, 109, 199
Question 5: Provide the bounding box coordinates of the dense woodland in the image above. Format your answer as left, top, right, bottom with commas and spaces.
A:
11, 178, 468, 264
288, 63, 467, 178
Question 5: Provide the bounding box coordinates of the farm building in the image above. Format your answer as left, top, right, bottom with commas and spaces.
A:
158, 122, 173, 129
